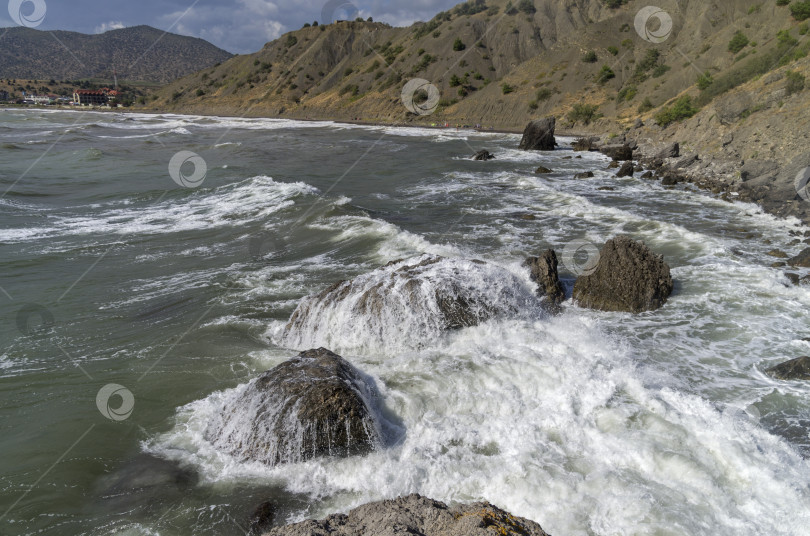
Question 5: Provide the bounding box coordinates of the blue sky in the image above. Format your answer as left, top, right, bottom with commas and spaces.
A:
2, 0, 462, 54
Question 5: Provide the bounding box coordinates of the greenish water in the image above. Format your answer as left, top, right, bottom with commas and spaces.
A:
1, 109, 809, 535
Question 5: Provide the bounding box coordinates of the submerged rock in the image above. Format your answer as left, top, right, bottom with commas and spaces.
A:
281, 255, 539, 352
265, 494, 551, 536
204, 348, 384, 466
573, 236, 673, 313
471, 149, 495, 161
518, 117, 556, 151
765, 356, 810, 380
535, 165, 553, 174
525, 249, 565, 305
249, 501, 277, 535
574, 171, 595, 179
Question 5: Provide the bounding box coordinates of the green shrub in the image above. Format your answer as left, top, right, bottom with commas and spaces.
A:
617, 85, 637, 102
501, 82, 515, 94
604, 0, 628, 7
195, 89, 205, 97
790, 1, 810, 20
777, 0, 790, 5
637, 97, 654, 113
800, 23, 809, 35
581, 50, 598, 63
285, 35, 298, 47
607, 46, 619, 56
536, 87, 552, 101
777, 29, 798, 46
696, 71, 714, 90
596, 65, 616, 84
505, 1, 518, 15
652, 64, 671, 77
518, 0, 537, 14
567, 103, 600, 124
450, 74, 462, 87
654, 95, 698, 126
453, 38, 466, 51
786, 70, 806, 94
728, 31, 749, 53
529, 101, 539, 110
748, 3, 762, 14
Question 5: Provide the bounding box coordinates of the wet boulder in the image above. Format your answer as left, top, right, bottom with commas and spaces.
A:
471, 149, 495, 161
518, 117, 556, 151
281, 255, 538, 352
525, 249, 565, 305
616, 161, 635, 177
573, 137, 599, 151
573, 236, 673, 313
788, 247, 810, 268
574, 171, 595, 179
765, 356, 810, 380
265, 494, 551, 536
535, 165, 553, 174
204, 348, 384, 466
599, 144, 633, 161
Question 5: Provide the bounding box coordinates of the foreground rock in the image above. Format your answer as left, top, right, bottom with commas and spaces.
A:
281, 255, 538, 350
204, 348, 383, 466
264, 494, 551, 536
525, 249, 565, 305
573, 236, 673, 313
471, 149, 495, 161
765, 356, 810, 380
518, 117, 556, 151
788, 247, 810, 268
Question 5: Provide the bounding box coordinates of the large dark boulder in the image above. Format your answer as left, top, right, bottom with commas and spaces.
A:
518, 117, 556, 150
573, 236, 673, 313
204, 348, 383, 466
656, 142, 680, 159
573, 137, 599, 151
265, 494, 551, 536
765, 356, 810, 380
599, 144, 633, 161
525, 249, 565, 305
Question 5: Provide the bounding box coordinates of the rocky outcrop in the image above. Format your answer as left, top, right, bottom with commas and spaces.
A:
765, 356, 810, 380
204, 348, 383, 466
535, 166, 553, 174
471, 149, 495, 161
599, 144, 633, 161
264, 494, 551, 536
573, 236, 673, 313
572, 137, 599, 151
518, 117, 556, 151
574, 171, 595, 179
250, 501, 277, 535
525, 249, 565, 305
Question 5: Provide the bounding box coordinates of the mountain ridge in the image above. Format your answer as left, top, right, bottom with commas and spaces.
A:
0, 25, 233, 84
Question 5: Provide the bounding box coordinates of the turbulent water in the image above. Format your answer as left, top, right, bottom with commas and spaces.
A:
1, 109, 810, 536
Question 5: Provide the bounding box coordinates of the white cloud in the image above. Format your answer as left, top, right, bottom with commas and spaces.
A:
94, 21, 125, 33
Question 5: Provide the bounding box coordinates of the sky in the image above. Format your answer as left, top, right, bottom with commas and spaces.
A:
1, 0, 463, 54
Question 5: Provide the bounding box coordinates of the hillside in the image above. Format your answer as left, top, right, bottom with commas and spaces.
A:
0, 25, 233, 84
142, 0, 810, 223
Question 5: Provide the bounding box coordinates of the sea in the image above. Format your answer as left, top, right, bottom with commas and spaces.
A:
1, 108, 809, 535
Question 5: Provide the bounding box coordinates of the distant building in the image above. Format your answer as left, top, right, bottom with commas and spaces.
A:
73, 89, 109, 106
30, 95, 54, 105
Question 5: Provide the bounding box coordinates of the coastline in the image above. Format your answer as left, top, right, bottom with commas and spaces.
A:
7, 103, 807, 230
